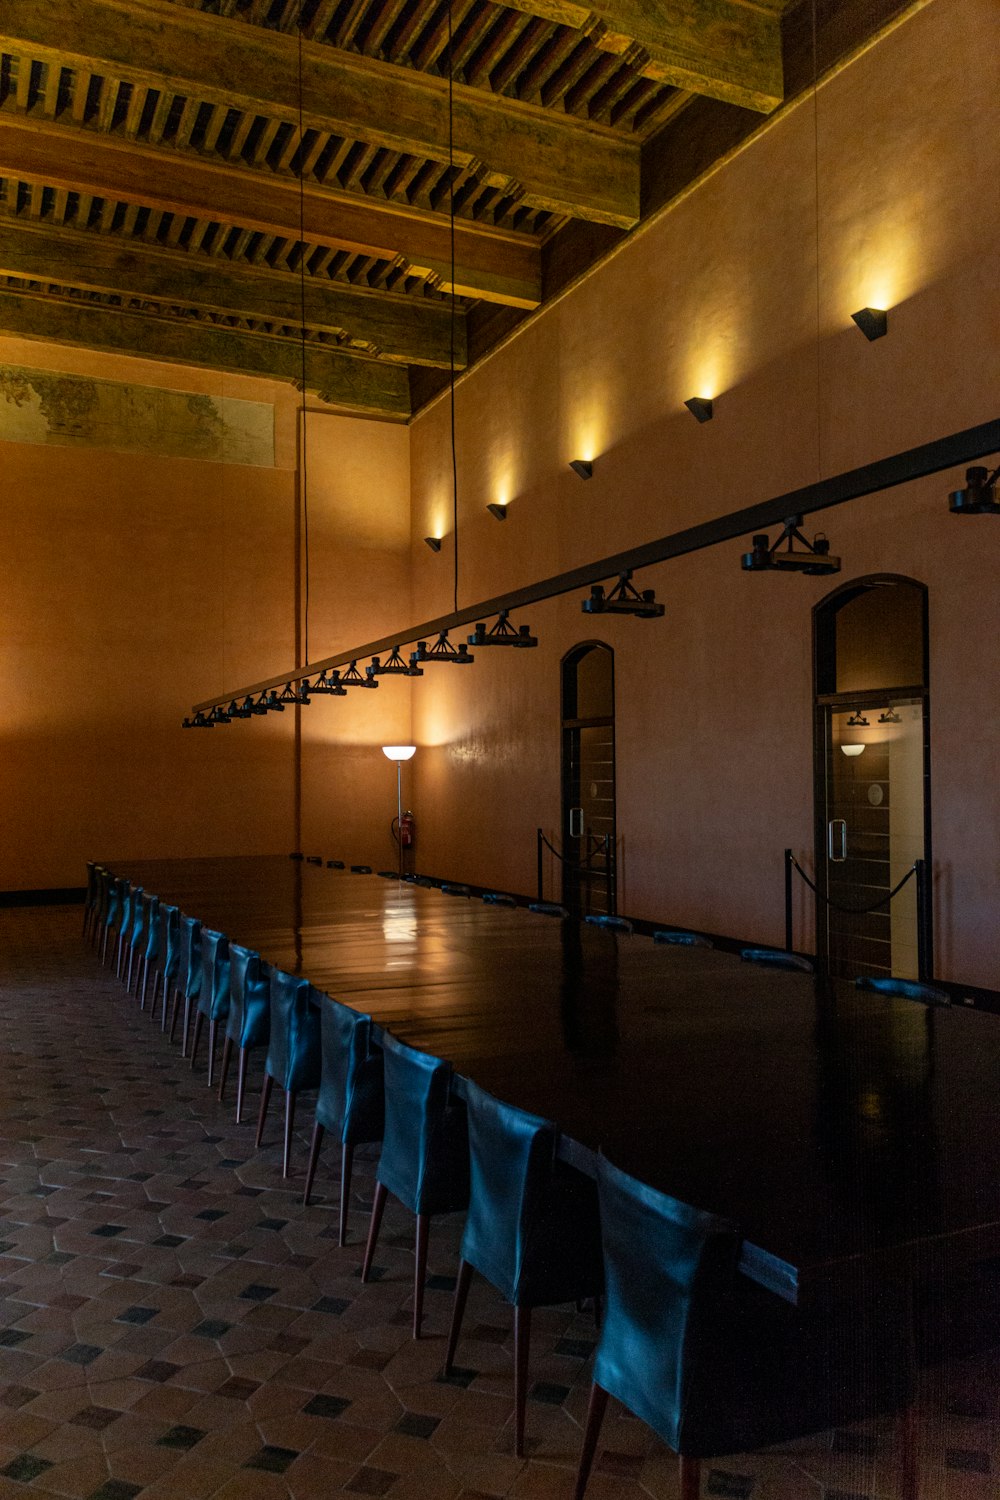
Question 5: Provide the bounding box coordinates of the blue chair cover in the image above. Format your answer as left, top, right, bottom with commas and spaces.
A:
315, 999, 384, 1147
855, 975, 950, 1006
585, 914, 632, 934
226, 942, 271, 1050
740, 946, 814, 973
654, 929, 714, 948
458, 1078, 602, 1308
196, 928, 231, 1022
582, 1155, 909, 1471
376, 1032, 468, 1216
141, 894, 161, 967
265, 969, 321, 1094
529, 902, 568, 918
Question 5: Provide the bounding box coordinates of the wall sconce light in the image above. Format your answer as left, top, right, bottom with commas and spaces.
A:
841, 743, 866, 757
411, 633, 475, 665
486, 502, 508, 521
684, 396, 714, 423
341, 660, 379, 688
424, 536, 442, 551
569, 459, 593, 480
582, 569, 665, 618
467, 609, 538, 647
950, 464, 1000, 515
851, 307, 888, 341
373, 646, 423, 677
847, 709, 870, 727
741, 516, 841, 575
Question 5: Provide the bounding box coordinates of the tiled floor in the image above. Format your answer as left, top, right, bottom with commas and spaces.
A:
1, 906, 997, 1500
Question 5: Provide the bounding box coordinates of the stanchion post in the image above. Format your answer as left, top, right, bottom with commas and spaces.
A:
915, 858, 933, 981
606, 835, 614, 916
536, 828, 544, 906
784, 849, 794, 952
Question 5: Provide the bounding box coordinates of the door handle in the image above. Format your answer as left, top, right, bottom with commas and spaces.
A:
569, 807, 584, 839
828, 819, 847, 863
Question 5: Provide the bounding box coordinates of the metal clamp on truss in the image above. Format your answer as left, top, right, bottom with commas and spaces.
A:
373, 646, 423, 676
582, 570, 665, 617
741, 516, 841, 575
950, 464, 1000, 515
308, 669, 347, 695
467, 610, 538, 647
411, 633, 475, 666
340, 660, 379, 688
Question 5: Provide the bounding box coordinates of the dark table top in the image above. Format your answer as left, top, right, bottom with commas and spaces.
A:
113, 855, 1000, 1307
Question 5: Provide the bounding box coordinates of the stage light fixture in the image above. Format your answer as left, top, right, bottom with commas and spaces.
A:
182, 711, 214, 728
424, 536, 442, 551
309, 669, 347, 695
207, 705, 231, 725
340, 660, 378, 688
878, 707, 902, 724
227, 698, 253, 718
373, 646, 423, 677
847, 709, 870, 727
278, 681, 310, 705
949, 464, 1000, 515
486, 502, 508, 521
582, 569, 665, 617
260, 690, 285, 712
410, 633, 475, 665
569, 459, 593, 480
851, 307, 888, 341
467, 609, 538, 647
741, 516, 841, 575
684, 396, 714, 423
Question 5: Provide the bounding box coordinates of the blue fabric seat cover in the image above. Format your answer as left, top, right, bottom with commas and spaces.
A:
376, 1032, 468, 1217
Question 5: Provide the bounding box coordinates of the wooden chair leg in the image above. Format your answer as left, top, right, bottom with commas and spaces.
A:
574, 1383, 610, 1500
255, 1074, 274, 1149
413, 1213, 430, 1340
361, 1181, 388, 1283
303, 1120, 325, 1206
445, 1259, 473, 1375
189, 1012, 204, 1069
207, 1018, 219, 1087
282, 1090, 297, 1178
513, 1304, 532, 1457
339, 1142, 354, 1247
218, 1036, 233, 1102
236, 1048, 249, 1124
679, 1455, 701, 1500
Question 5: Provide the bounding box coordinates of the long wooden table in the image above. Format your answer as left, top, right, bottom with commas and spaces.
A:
113, 855, 1000, 1313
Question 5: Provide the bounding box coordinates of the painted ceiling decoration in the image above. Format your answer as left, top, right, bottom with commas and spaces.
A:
0, 0, 911, 422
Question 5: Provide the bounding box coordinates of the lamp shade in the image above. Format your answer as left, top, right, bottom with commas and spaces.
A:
841, 744, 866, 757
382, 745, 416, 761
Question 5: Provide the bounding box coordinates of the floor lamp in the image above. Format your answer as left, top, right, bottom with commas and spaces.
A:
382, 745, 416, 878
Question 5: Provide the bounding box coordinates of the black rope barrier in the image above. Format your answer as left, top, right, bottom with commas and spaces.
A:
537, 831, 611, 873
788, 852, 917, 915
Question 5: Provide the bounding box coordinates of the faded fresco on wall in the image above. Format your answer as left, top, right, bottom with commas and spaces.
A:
0, 364, 274, 466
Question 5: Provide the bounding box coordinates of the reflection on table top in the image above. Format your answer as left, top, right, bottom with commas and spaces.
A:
113, 855, 1000, 1306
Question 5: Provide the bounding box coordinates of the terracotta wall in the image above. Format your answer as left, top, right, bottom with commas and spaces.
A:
1, 338, 411, 891
405, 0, 1000, 988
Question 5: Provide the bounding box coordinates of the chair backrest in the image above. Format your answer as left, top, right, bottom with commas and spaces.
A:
84, 861, 98, 912
740, 947, 814, 974
93, 866, 111, 925
654, 929, 714, 948
529, 902, 569, 918
855, 975, 950, 1006
141, 894, 161, 962
129, 888, 149, 947
119, 881, 140, 934
198, 928, 232, 1020
151, 903, 180, 979
460, 1078, 601, 1306
266, 969, 321, 1092
377, 1032, 469, 1217
177, 914, 203, 1000
226, 942, 271, 1047
585, 914, 632, 934
104, 875, 125, 928
441, 883, 472, 897
592, 1154, 740, 1453
482, 892, 517, 906
316, 996, 384, 1146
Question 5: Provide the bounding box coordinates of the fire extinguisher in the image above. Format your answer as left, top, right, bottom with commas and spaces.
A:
393, 811, 415, 850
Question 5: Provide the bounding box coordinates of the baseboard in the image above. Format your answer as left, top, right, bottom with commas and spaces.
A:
0, 887, 86, 907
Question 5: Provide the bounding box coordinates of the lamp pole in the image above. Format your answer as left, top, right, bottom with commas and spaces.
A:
381, 746, 416, 879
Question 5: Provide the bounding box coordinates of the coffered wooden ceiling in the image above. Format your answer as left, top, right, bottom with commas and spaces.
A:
0, 0, 904, 422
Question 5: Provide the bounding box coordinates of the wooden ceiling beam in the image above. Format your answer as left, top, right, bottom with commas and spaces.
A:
1, 0, 640, 227
0, 117, 541, 308
495, 0, 785, 112
0, 284, 412, 419
0, 217, 466, 369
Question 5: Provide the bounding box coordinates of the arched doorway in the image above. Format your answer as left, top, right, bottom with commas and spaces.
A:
813, 576, 930, 979
561, 642, 616, 915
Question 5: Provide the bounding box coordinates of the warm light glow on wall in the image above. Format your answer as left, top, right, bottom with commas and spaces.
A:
833, 222, 922, 329
569, 383, 612, 467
